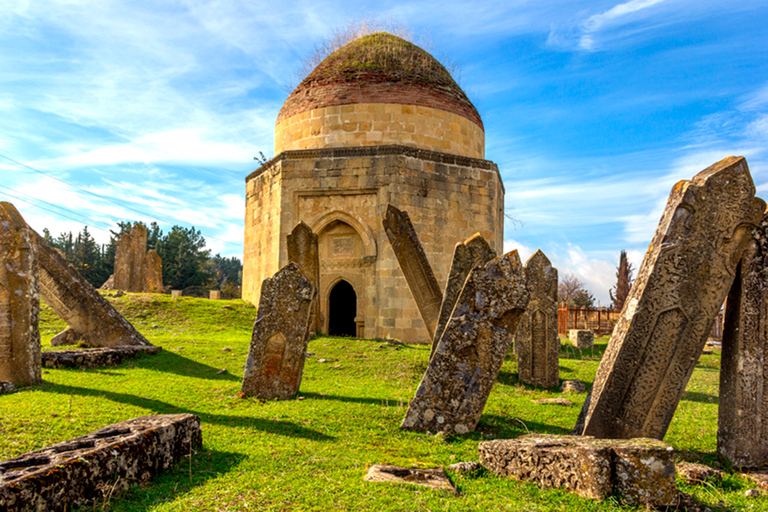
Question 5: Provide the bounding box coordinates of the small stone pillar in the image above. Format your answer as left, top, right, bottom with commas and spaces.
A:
209, 290, 221, 300
171, 290, 182, 298
568, 329, 594, 349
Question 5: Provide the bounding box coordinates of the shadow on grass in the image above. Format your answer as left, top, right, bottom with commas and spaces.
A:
682, 391, 719, 404
471, 414, 573, 441
496, 370, 563, 391
131, 350, 242, 382
45, 383, 334, 441
557, 343, 609, 361
102, 448, 247, 512
299, 391, 403, 406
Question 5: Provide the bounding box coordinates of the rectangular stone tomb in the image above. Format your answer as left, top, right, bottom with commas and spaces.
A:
718, 206, 768, 468
432, 233, 496, 358
578, 157, 765, 440
287, 221, 320, 333
478, 435, 677, 507
401, 250, 529, 434
383, 204, 443, 341
0, 202, 41, 387
42, 345, 162, 369
516, 250, 559, 388
241, 262, 317, 399
568, 329, 594, 349
0, 414, 201, 511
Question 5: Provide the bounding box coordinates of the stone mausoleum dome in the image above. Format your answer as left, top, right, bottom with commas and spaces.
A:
275, 32, 485, 159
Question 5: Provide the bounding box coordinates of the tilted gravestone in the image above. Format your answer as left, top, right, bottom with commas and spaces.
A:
111, 224, 163, 293
241, 262, 317, 399
382, 204, 442, 341
287, 221, 320, 333
432, 233, 496, 358
0, 203, 41, 387
718, 207, 768, 468
516, 250, 559, 388
401, 250, 529, 434
577, 156, 765, 440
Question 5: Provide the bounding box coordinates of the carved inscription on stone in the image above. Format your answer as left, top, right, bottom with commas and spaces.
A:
0, 286, 12, 362
383, 204, 442, 341
432, 233, 496, 357
401, 250, 529, 434
718, 207, 768, 468
241, 263, 317, 399
331, 236, 354, 255
516, 250, 559, 388
577, 157, 765, 440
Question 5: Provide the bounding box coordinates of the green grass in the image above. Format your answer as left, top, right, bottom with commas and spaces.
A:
1, 293, 765, 511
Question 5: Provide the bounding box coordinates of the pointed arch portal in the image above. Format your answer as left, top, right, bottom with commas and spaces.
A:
328, 280, 357, 337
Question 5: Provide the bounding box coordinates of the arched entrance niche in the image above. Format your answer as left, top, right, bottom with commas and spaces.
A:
328, 280, 357, 336
310, 209, 375, 337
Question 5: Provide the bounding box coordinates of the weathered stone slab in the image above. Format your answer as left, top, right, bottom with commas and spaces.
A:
516, 250, 559, 388
478, 435, 677, 506
561, 379, 586, 393
382, 204, 442, 341
42, 345, 161, 369
364, 464, 456, 494
33, 230, 151, 348
0, 381, 16, 395
0, 203, 41, 387
171, 289, 182, 298
676, 462, 723, 484
568, 329, 593, 349
0, 414, 201, 512
241, 263, 317, 399
432, 233, 495, 357
209, 290, 221, 300
114, 223, 148, 292
578, 157, 765, 440
718, 207, 768, 468
143, 249, 163, 293
287, 221, 320, 333
401, 250, 529, 434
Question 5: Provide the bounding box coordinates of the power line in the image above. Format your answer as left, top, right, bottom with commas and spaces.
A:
0, 153, 242, 248
0, 190, 113, 236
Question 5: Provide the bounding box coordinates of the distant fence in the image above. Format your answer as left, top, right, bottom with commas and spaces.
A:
557, 306, 620, 337
558, 304, 726, 340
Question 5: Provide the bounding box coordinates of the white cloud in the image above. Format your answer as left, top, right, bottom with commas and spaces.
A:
503, 238, 535, 262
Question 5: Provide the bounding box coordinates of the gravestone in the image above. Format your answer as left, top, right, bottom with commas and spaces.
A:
568, 329, 594, 349
577, 156, 765, 440
479, 435, 677, 507
718, 207, 768, 468
241, 263, 317, 399
382, 204, 442, 341
0, 203, 41, 387
143, 249, 163, 293
432, 233, 496, 357
287, 221, 320, 333
401, 250, 529, 434
171, 290, 182, 298
209, 290, 221, 300
516, 250, 559, 388
112, 224, 163, 293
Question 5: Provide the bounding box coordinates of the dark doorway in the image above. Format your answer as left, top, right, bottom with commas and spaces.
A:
328, 280, 357, 337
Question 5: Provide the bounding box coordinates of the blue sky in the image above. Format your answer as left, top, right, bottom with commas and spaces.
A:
2, 0, 767, 304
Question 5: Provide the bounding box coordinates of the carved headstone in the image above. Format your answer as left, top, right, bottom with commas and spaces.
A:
568, 329, 594, 349
516, 250, 559, 388
718, 207, 768, 468
241, 263, 317, 399
112, 224, 163, 293
287, 222, 320, 333
0, 203, 41, 387
577, 157, 765, 440
32, 230, 151, 348
401, 250, 529, 434
382, 204, 442, 341
432, 233, 496, 357
143, 249, 163, 293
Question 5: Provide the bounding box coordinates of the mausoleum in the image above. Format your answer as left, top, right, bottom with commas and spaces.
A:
243, 33, 504, 342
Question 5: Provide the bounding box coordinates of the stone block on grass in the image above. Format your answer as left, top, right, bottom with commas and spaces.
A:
568, 329, 594, 349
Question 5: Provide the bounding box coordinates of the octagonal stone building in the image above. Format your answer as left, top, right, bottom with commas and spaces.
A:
243, 33, 504, 343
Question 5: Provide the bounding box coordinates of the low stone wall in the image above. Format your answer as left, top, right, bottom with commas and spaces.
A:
0, 414, 201, 511
42, 345, 161, 369
478, 434, 677, 507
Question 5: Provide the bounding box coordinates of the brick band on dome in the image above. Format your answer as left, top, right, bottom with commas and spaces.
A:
277, 33, 483, 130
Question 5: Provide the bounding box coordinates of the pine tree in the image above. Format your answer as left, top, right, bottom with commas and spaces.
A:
609, 250, 634, 311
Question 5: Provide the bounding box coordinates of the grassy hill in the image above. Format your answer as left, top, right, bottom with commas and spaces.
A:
0, 292, 760, 511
